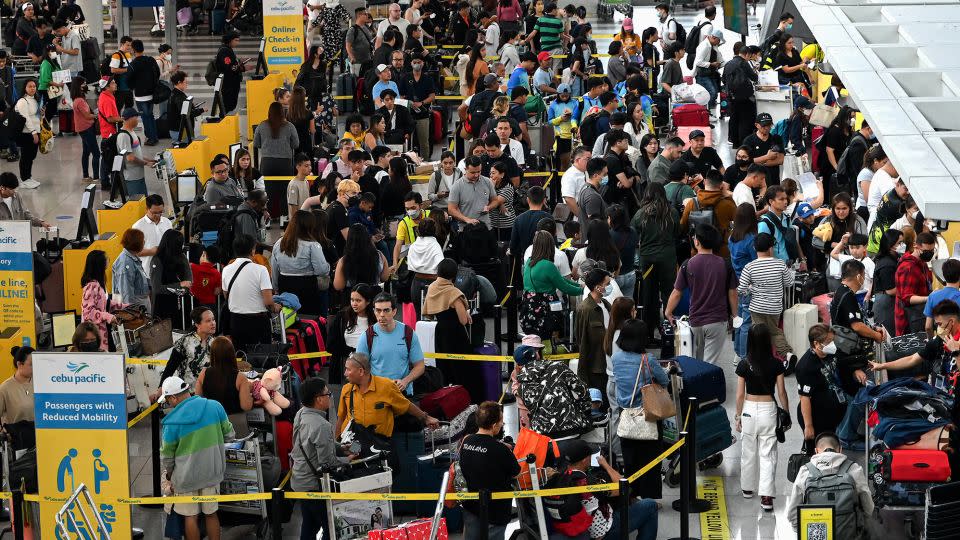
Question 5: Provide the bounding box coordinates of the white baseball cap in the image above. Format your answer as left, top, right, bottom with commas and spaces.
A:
158, 376, 189, 404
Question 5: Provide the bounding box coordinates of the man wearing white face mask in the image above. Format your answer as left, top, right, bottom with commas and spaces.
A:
795, 324, 848, 442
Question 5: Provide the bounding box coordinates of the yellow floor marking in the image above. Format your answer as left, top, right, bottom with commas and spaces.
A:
697, 476, 731, 540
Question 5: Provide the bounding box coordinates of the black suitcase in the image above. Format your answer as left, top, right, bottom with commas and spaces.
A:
792, 271, 827, 305
336, 72, 356, 114
9, 448, 37, 493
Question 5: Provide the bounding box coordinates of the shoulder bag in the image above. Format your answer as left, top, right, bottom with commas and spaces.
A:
640, 355, 676, 421
616, 354, 659, 440
756, 362, 791, 444
830, 289, 864, 354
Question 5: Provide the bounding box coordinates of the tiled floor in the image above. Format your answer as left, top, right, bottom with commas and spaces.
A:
10, 3, 927, 540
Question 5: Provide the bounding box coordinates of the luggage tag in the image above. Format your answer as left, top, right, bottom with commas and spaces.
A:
549, 300, 563, 312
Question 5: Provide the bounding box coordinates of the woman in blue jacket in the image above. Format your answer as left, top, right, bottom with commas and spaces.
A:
611, 319, 669, 500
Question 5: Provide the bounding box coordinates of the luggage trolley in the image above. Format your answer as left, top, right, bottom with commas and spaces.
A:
322, 453, 395, 540
511, 456, 550, 540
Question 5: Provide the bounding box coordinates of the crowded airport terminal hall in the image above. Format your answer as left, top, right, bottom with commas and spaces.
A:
1, 0, 960, 538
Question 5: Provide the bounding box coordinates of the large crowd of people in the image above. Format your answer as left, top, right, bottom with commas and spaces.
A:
1, 1, 959, 539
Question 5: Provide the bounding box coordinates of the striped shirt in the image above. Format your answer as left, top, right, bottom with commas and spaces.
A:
535, 16, 564, 51
737, 257, 795, 315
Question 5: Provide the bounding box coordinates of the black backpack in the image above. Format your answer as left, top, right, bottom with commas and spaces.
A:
687, 196, 717, 230
454, 266, 480, 299
835, 133, 868, 187
671, 18, 688, 47
3, 97, 26, 135
578, 110, 609, 149
467, 89, 500, 137
684, 21, 711, 69
100, 128, 131, 172
216, 206, 260, 263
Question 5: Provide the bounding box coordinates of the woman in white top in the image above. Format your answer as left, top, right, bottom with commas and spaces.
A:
407, 218, 445, 317
623, 101, 646, 146
405, 0, 426, 26
270, 210, 330, 316
457, 140, 487, 173
428, 151, 462, 211
326, 283, 377, 385
855, 144, 887, 222
498, 30, 522, 75
14, 79, 41, 188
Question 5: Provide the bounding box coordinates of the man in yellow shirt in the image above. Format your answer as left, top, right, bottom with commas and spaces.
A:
392, 192, 431, 266
336, 352, 439, 438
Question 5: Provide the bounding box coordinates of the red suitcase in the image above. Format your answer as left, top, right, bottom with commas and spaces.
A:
286, 318, 326, 379
275, 419, 293, 470
881, 449, 951, 483
430, 109, 443, 143
672, 104, 709, 128
58, 109, 75, 134
811, 126, 825, 174
811, 293, 833, 324
420, 385, 471, 420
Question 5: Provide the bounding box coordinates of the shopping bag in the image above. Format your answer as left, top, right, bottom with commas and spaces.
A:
809, 103, 839, 127
640, 356, 676, 421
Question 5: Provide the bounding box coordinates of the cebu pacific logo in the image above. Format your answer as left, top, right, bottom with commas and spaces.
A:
66, 362, 89, 374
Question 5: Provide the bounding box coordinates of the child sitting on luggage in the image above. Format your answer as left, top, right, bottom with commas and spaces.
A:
189, 244, 221, 310
588, 387, 606, 422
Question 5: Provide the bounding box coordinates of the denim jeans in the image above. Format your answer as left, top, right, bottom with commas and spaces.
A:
464, 509, 507, 540
615, 270, 637, 301
733, 293, 751, 359
126, 178, 148, 196
136, 100, 157, 141
696, 74, 718, 108
79, 126, 100, 179
605, 499, 658, 540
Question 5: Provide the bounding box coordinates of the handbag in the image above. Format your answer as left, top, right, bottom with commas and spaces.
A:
112, 306, 147, 331
46, 85, 63, 99
38, 118, 54, 154
830, 291, 865, 353
137, 318, 174, 355
617, 354, 660, 440
809, 103, 839, 127
640, 355, 676, 421
786, 439, 813, 482
757, 363, 791, 443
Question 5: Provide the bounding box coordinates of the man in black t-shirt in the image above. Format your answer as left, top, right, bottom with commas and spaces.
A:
831, 259, 884, 394
602, 129, 641, 217
680, 129, 725, 177
327, 179, 360, 257
459, 402, 521, 540
742, 113, 784, 185
482, 133, 521, 187
795, 324, 848, 441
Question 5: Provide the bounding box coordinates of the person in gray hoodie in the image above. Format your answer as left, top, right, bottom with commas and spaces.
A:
159, 375, 234, 540
291, 377, 356, 540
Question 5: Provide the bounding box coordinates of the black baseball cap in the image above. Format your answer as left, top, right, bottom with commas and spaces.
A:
688, 129, 706, 140
756, 112, 773, 126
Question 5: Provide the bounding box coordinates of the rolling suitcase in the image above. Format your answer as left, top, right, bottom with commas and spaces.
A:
792, 271, 827, 305
337, 72, 356, 114
58, 109, 75, 134
475, 341, 502, 402
811, 126, 825, 174
430, 108, 443, 143
880, 449, 951, 483
672, 103, 709, 127
414, 435, 464, 532
811, 293, 832, 324
391, 430, 425, 515
421, 385, 470, 420
675, 355, 726, 405
718, 90, 730, 118
783, 303, 817, 359
695, 403, 734, 463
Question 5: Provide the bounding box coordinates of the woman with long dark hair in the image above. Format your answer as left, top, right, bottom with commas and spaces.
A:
197, 336, 253, 436
611, 318, 669, 499
71, 77, 99, 182
872, 228, 904, 335
333, 224, 391, 291
497, 0, 523, 34
735, 323, 789, 511
231, 148, 264, 194
572, 219, 622, 280
326, 283, 378, 384
81, 249, 124, 350
608, 205, 638, 298
14, 79, 41, 187
498, 30, 521, 74
150, 229, 193, 323
287, 86, 315, 157
819, 105, 856, 197
271, 210, 329, 317
729, 203, 759, 360
254, 101, 299, 218
381, 156, 413, 242
603, 297, 636, 456
773, 34, 807, 88
640, 27, 661, 82
568, 38, 591, 97
819, 192, 866, 257
463, 43, 489, 98
855, 144, 887, 222
310, 209, 338, 315
521, 231, 583, 342
632, 182, 678, 341
363, 113, 387, 151
638, 133, 659, 172
295, 45, 327, 109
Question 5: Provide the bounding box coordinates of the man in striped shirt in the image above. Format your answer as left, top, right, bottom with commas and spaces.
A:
738, 233, 797, 369
525, 2, 566, 63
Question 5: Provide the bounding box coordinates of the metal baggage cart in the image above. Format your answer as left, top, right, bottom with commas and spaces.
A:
511, 456, 550, 540
220, 433, 269, 519
323, 453, 395, 540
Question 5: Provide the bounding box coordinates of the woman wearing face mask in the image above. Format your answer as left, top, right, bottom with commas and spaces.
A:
70, 322, 102, 352
71, 77, 99, 183
724, 145, 753, 192
81, 250, 126, 351
872, 229, 904, 336
154, 44, 176, 118
794, 324, 847, 449
38, 43, 62, 126
498, 30, 521, 75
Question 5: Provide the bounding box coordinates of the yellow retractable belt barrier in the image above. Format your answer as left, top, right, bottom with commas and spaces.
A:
127, 403, 159, 429
127, 351, 330, 366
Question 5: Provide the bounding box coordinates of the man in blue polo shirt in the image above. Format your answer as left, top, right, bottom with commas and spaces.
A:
925, 259, 960, 336
356, 292, 425, 396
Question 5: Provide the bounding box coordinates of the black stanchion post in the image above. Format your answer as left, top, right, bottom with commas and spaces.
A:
142, 406, 164, 509
685, 397, 711, 513
494, 304, 503, 352
11, 489, 24, 540
617, 477, 629, 540
270, 488, 284, 540
667, 431, 695, 540
505, 285, 517, 355
478, 489, 491, 540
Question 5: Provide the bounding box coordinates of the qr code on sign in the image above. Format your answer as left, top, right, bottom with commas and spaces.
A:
806, 522, 827, 540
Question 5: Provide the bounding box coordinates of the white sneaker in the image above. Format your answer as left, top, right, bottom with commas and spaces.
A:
20, 179, 40, 189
